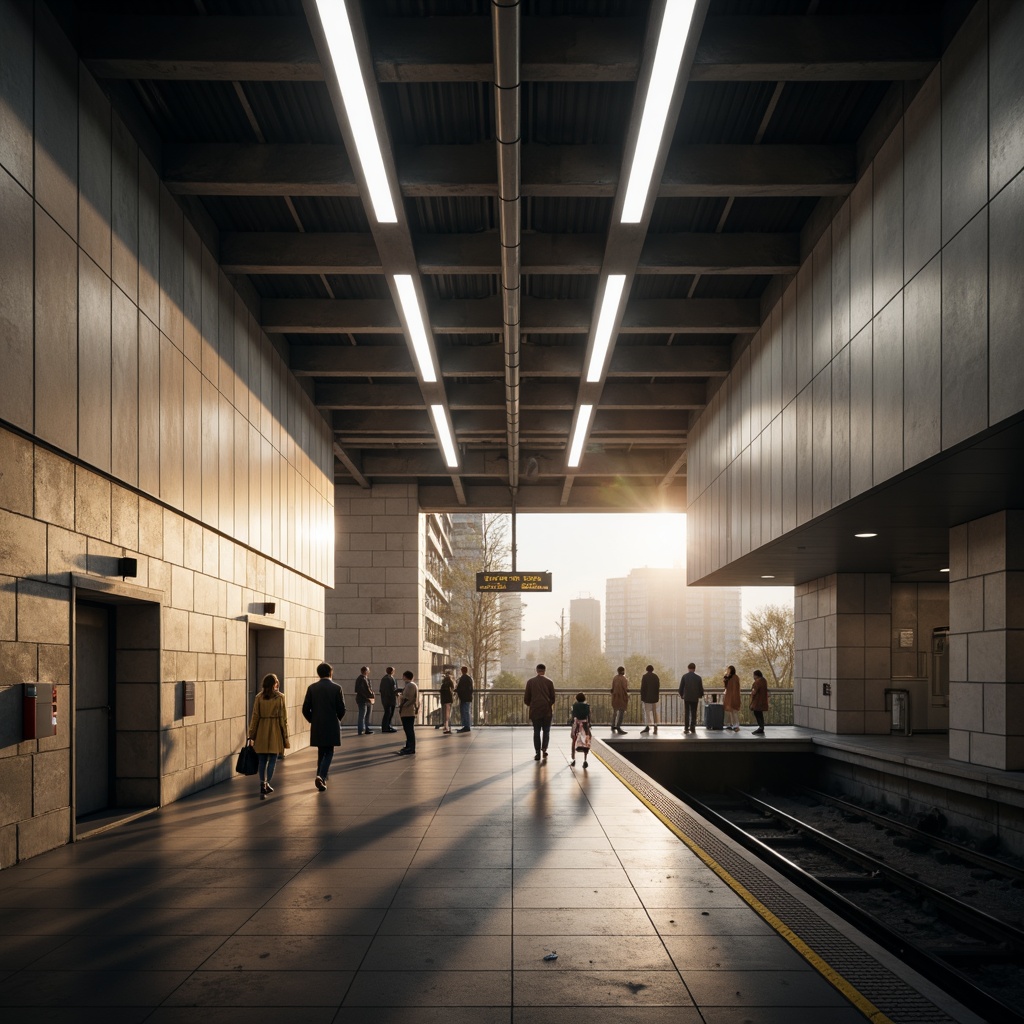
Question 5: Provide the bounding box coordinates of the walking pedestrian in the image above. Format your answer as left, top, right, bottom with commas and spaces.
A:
379, 666, 398, 732
679, 663, 704, 734
570, 691, 592, 769
355, 665, 375, 734
610, 667, 629, 734
302, 662, 346, 791
397, 670, 419, 755
640, 664, 660, 734
524, 664, 556, 761
722, 665, 741, 732
750, 669, 769, 734
456, 665, 474, 732
247, 673, 289, 799
439, 671, 454, 733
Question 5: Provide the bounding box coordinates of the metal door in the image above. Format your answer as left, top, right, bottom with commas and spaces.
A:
76, 603, 112, 816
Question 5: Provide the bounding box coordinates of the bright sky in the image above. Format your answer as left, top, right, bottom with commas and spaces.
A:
511, 513, 793, 642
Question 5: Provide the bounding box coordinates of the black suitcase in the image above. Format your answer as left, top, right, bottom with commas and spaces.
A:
703, 702, 725, 730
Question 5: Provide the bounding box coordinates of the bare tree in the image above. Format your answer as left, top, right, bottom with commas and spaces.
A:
443, 515, 520, 688
739, 603, 794, 687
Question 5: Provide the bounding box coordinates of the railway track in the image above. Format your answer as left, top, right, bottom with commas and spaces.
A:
678, 786, 1024, 1024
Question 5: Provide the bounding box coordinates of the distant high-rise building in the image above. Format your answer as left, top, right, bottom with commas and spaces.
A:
570, 596, 601, 645
605, 567, 741, 680
499, 593, 523, 672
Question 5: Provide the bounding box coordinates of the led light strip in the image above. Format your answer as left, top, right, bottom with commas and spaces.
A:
394, 275, 437, 383
430, 405, 459, 468
314, 0, 397, 224
567, 404, 594, 468
586, 274, 627, 383
620, 0, 699, 224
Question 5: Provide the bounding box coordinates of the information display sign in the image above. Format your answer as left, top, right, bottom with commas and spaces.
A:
475, 572, 552, 593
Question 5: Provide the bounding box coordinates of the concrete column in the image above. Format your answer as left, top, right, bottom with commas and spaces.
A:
794, 573, 891, 733
948, 511, 1024, 770
326, 483, 425, 687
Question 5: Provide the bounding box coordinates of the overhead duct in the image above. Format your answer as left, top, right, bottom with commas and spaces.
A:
493, 0, 521, 490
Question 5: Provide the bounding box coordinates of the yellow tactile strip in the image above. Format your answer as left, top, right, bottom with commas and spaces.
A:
593, 745, 963, 1024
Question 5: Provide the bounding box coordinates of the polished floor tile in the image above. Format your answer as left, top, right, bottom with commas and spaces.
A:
0, 732, 922, 1022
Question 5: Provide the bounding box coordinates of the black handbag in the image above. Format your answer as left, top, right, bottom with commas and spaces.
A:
236, 742, 258, 776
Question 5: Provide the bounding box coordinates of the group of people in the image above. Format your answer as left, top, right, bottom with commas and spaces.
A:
437, 668, 475, 734
612, 662, 769, 735
244, 661, 427, 799
245, 658, 772, 797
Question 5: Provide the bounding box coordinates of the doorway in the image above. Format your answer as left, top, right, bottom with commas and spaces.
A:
75, 603, 113, 816
248, 622, 285, 708
72, 580, 163, 833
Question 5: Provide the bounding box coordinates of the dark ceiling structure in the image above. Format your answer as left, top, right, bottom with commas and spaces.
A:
67, 0, 970, 513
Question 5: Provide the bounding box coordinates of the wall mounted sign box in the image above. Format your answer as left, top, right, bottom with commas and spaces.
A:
476, 572, 553, 593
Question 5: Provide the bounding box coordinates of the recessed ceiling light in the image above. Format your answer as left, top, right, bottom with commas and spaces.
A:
940, 567, 950, 573
854, 532, 877, 538
760, 575, 775, 579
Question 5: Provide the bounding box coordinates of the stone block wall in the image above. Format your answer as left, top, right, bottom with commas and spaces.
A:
948, 511, 1024, 769
0, 0, 333, 866
326, 484, 436, 698
794, 573, 892, 733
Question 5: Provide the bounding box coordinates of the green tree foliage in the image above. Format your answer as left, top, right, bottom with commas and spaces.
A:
623, 653, 650, 685
492, 669, 521, 688
739, 603, 794, 687
568, 622, 614, 688
443, 515, 521, 688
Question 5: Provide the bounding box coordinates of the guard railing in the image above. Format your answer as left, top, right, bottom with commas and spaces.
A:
403, 688, 793, 729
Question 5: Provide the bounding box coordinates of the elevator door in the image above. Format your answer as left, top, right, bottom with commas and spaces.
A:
76, 603, 113, 816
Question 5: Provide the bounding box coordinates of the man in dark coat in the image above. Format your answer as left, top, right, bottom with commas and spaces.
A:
524, 664, 556, 761
302, 662, 346, 791
354, 665, 374, 735
456, 665, 474, 732
379, 666, 398, 732
640, 664, 660, 735
678, 663, 704, 735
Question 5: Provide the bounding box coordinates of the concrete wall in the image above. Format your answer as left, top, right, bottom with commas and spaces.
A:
0, 0, 334, 866
686, 0, 1024, 582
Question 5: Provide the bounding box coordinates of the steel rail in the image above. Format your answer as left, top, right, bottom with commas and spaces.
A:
676, 787, 1024, 1024
797, 785, 1024, 884
734, 789, 1024, 950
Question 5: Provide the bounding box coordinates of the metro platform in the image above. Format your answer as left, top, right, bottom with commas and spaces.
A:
0, 727, 988, 1024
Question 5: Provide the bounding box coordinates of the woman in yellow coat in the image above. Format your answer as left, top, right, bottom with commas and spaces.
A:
247, 673, 290, 798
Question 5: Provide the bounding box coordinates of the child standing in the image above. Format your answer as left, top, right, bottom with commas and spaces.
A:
570, 691, 592, 768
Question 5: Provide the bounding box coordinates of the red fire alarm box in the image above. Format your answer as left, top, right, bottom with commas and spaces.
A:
23, 684, 57, 740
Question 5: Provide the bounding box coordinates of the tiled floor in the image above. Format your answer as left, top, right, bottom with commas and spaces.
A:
0, 728, 919, 1022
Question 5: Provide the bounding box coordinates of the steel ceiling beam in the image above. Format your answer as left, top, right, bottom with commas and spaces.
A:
415, 482, 687, 513
355, 448, 687, 478
315, 379, 708, 411
163, 142, 855, 198
82, 16, 938, 84
262, 297, 760, 335
220, 229, 800, 276
289, 344, 732, 379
